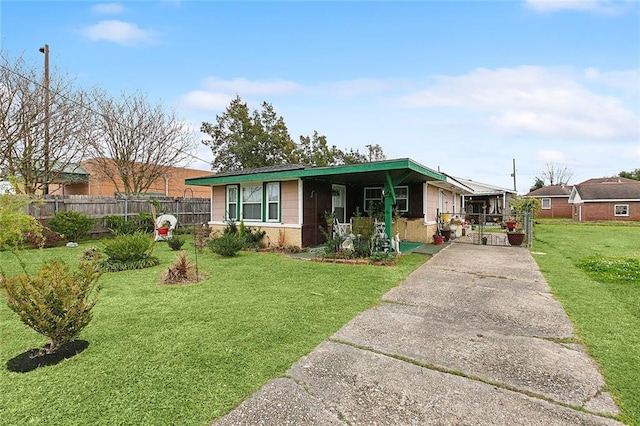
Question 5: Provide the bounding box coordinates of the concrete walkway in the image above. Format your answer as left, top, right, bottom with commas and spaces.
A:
214, 244, 623, 425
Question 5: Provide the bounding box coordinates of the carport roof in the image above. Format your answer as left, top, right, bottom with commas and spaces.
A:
185, 158, 447, 186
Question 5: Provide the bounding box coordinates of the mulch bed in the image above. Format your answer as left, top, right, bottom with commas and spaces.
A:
6, 340, 89, 373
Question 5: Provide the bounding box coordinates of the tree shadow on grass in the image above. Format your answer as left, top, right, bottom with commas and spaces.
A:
6, 340, 89, 373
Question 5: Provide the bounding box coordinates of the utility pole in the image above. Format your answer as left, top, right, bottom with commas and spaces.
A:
510, 158, 517, 192
39, 44, 50, 195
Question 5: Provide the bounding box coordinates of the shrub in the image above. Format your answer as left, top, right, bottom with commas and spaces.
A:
48, 211, 95, 242
105, 213, 154, 236
167, 235, 185, 251
0, 259, 101, 353
208, 234, 244, 257
162, 252, 197, 285
103, 232, 153, 262
80, 246, 103, 262
98, 232, 159, 272
0, 194, 42, 251
24, 220, 65, 248
223, 219, 266, 249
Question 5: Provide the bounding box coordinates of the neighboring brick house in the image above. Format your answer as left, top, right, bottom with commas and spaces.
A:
526, 185, 573, 218
48, 159, 212, 198
569, 177, 640, 222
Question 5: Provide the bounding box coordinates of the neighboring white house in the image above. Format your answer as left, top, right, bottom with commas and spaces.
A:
0, 180, 16, 195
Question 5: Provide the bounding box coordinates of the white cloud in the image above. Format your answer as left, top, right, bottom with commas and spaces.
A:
536, 150, 568, 162
179, 91, 235, 111
584, 68, 640, 93
91, 3, 126, 14
524, 0, 624, 14
318, 78, 403, 98
201, 77, 304, 96
81, 20, 156, 45
400, 66, 639, 141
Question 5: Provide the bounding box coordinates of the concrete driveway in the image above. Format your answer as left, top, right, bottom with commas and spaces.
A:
214, 244, 623, 425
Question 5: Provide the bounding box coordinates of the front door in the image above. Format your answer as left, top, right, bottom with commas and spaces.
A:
332, 184, 346, 223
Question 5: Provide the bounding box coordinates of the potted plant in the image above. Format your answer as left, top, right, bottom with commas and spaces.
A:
433, 234, 444, 245
507, 223, 525, 246
322, 211, 336, 234
440, 221, 452, 241
158, 220, 171, 236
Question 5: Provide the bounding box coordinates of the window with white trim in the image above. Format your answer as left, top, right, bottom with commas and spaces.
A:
364, 186, 409, 213
226, 185, 238, 220
364, 187, 383, 212
541, 198, 551, 210
241, 185, 262, 221
614, 204, 629, 216
395, 186, 409, 212
266, 182, 280, 221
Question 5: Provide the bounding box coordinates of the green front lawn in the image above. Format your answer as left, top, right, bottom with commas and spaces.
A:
0, 240, 428, 425
532, 223, 640, 425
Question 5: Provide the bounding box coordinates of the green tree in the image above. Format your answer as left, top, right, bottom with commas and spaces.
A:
619, 169, 640, 181
529, 177, 545, 192
364, 143, 386, 162
201, 96, 297, 172
295, 131, 343, 167
201, 97, 386, 171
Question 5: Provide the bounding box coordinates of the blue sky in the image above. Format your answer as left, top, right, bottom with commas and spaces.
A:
1, 0, 639, 192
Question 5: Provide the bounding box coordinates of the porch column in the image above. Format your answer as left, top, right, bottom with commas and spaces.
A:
383, 172, 396, 241
383, 170, 412, 241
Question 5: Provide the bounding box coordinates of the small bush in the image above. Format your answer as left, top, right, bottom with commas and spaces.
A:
103, 232, 153, 262
98, 232, 159, 272
167, 235, 185, 251
0, 259, 101, 353
80, 246, 103, 262
24, 220, 65, 248
223, 219, 266, 249
48, 211, 95, 242
162, 252, 197, 284
209, 234, 244, 257
97, 256, 160, 273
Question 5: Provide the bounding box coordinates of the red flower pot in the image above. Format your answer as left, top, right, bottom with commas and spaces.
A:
158, 228, 169, 236
433, 235, 444, 245
507, 232, 525, 246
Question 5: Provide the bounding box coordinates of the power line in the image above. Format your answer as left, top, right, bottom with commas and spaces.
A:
0, 62, 213, 167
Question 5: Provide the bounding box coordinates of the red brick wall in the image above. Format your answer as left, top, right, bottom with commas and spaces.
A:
539, 197, 572, 218
574, 201, 640, 221
49, 161, 212, 198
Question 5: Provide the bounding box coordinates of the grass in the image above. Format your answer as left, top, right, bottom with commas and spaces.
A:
0, 239, 428, 425
531, 223, 640, 425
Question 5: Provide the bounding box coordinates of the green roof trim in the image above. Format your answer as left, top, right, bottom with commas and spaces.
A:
185, 158, 445, 186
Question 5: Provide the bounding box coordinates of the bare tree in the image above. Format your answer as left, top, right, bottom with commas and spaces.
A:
0, 51, 94, 195
90, 90, 197, 195
536, 162, 574, 186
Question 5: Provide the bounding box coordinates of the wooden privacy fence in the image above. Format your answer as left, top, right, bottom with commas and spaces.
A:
28, 195, 211, 237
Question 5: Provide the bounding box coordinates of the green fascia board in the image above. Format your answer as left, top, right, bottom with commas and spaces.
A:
185, 158, 445, 186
